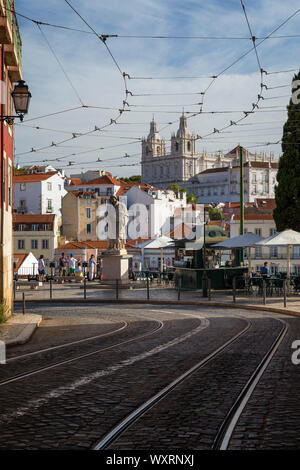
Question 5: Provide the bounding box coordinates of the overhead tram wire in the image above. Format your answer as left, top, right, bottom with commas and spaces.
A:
36, 23, 85, 106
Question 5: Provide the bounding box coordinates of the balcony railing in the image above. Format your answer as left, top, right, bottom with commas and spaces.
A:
0, 0, 22, 74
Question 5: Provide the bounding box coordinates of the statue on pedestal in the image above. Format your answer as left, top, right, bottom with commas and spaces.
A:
107, 195, 129, 254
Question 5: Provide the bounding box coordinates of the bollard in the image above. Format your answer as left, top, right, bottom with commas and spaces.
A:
178, 276, 181, 301
84, 277, 87, 300
233, 277, 236, 303
146, 276, 150, 300
202, 271, 208, 298
262, 279, 267, 305
283, 279, 287, 308
13, 280, 16, 300
116, 279, 119, 300
208, 278, 211, 301
50, 279, 53, 300
22, 292, 25, 315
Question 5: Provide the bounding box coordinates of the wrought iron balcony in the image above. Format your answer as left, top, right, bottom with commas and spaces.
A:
0, 0, 22, 80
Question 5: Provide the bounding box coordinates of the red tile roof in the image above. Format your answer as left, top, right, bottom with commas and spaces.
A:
255, 198, 276, 211
233, 213, 274, 221
13, 214, 55, 223
13, 172, 59, 183
83, 175, 123, 186
68, 178, 82, 185
126, 237, 151, 246
199, 167, 228, 174
168, 223, 192, 239
56, 241, 109, 250
13, 253, 29, 273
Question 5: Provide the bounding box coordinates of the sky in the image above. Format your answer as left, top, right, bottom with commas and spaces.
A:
13, 0, 300, 177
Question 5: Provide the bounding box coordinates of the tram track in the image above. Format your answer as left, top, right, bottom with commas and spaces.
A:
92, 315, 288, 451
0, 318, 164, 388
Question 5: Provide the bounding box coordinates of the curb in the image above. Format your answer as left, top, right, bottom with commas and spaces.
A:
4, 315, 43, 347
14, 299, 300, 318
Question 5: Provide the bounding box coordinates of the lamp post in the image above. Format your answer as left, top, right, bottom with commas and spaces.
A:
202, 206, 210, 297
1, 80, 31, 124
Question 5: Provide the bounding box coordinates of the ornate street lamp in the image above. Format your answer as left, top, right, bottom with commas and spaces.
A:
1, 80, 31, 124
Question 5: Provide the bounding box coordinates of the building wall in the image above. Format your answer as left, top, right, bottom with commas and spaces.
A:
0, 11, 22, 316
62, 192, 101, 241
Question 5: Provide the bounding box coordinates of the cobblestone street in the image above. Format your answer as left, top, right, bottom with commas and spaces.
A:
0, 303, 298, 450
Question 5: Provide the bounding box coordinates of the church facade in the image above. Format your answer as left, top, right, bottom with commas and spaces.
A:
141, 115, 277, 201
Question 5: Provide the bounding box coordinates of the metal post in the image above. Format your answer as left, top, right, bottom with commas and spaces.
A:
208, 278, 211, 301
146, 276, 150, 300
233, 276, 236, 303
22, 292, 25, 315
178, 276, 181, 301
50, 279, 53, 300
283, 279, 287, 308
13, 279, 16, 300
239, 146, 244, 264
202, 270, 208, 297
84, 277, 87, 300
116, 279, 119, 300
262, 279, 267, 305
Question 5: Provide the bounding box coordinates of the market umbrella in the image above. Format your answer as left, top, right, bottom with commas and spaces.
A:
212, 233, 265, 272
255, 229, 300, 278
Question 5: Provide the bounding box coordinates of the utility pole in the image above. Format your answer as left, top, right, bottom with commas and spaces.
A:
239, 145, 244, 264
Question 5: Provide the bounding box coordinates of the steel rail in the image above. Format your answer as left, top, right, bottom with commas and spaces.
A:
0, 320, 164, 388
7, 321, 128, 362
92, 319, 251, 450
213, 318, 289, 450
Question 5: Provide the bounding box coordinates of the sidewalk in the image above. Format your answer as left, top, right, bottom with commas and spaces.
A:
0, 313, 42, 346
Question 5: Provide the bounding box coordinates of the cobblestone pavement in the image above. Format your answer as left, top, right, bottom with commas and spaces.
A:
228, 317, 300, 450
1, 304, 299, 450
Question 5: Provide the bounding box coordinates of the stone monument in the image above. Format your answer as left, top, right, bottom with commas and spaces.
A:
101, 195, 132, 284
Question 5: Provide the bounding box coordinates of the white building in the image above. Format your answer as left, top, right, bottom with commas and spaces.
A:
187, 160, 279, 204
13, 172, 66, 218
230, 211, 300, 275
69, 169, 112, 183
141, 115, 276, 190
13, 252, 39, 277
118, 184, 187, 239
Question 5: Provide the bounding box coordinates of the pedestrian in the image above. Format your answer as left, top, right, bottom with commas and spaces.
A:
59, 252, 67, 277
38, 254, 46, 281
260, 261, 269, 276
88, 254, 97, 281
69, 253, 77, 276
75, 262, 83, 278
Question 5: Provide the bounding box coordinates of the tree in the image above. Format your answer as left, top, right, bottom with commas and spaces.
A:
168, 183, 181, 192
274, 71, 300, 231
13, 166, 27, 175
120, 175, 141, 184
208, 206, 224, 221
187, 192, 198, 204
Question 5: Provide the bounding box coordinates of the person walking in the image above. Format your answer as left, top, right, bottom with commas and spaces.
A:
38, 255, 46, 281
69, 253, 77, 276
59, 252, 67, 277
88, 254, 97, 281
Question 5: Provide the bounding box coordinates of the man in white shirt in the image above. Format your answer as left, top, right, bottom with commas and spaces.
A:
69, 254, 77, 276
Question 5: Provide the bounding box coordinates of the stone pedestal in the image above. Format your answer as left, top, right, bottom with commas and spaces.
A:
102, 251, 132, 284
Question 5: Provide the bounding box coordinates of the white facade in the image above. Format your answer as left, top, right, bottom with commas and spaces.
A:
123, 185, 186, 239
141, 116, 277, 191
13, 252, 39, 276
187, 161, 278, 204
13, 173, 66, 218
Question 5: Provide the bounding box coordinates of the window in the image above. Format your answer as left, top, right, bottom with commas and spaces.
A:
255, 246, 262, 259
253, 185, 257, 194
187, 142, 191, 152
42, 224, 50, 231
32, 224, 39, 231
58, 185, 62, 191
86, 208, 91, 219
294, 246, 300, 259
31, 240, 38, 249
270, 246, 278, 258
175, 142, 179, 152
255, 228, 262, 236
18, 240, 25, 250
86, 224, 91, 235
47, 183, 52, 191
270, 228, 276, 236
42, 240, 49, 250
20, 199, 26, 210
8, 163, 12, 206
20, 183, 26, 191
107, 187, 113, 196
157, 146, 160, 155
18, 224, 25, 231
47, 199, 53, 212
145, 146, 149, 155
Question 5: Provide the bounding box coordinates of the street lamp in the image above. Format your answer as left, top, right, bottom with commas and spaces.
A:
202, 206, 210, 297
1, 80, 31, 124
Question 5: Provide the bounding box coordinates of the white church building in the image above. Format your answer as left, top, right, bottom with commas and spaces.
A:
141, 115, 278, 203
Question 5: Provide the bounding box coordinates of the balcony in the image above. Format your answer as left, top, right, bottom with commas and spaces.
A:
0, 0, 22, 80
17, 206, 27, 213
46, 207, 54, 213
